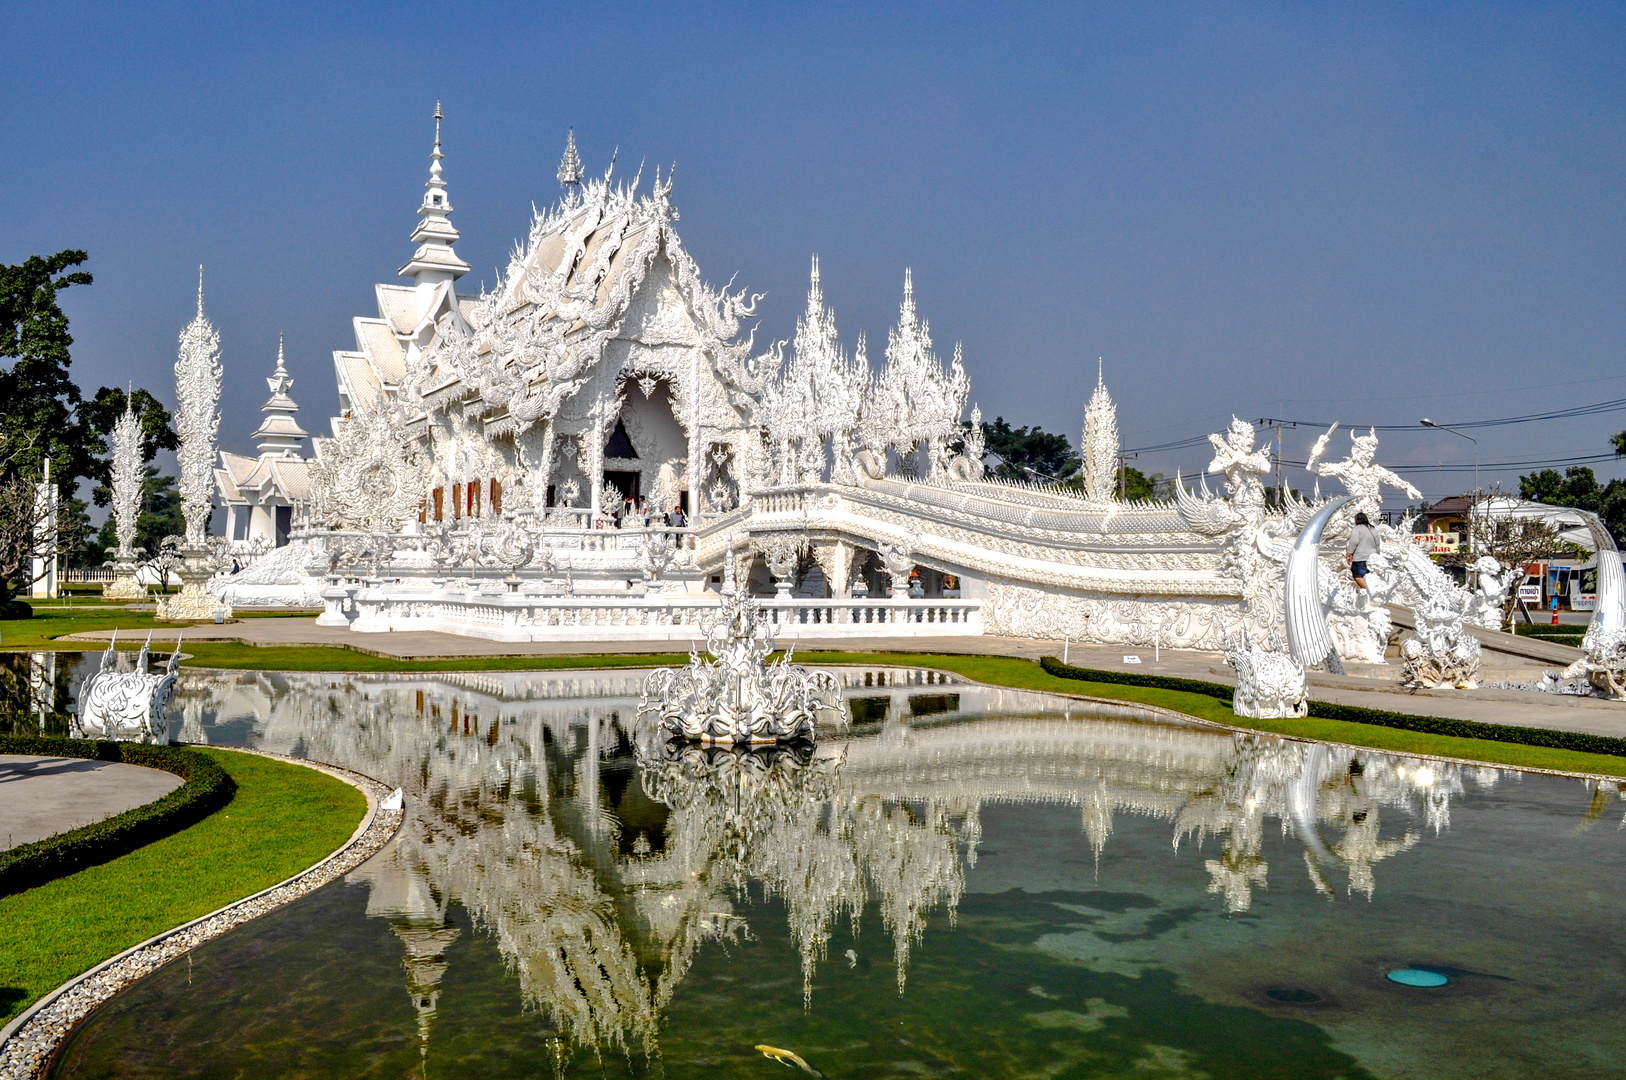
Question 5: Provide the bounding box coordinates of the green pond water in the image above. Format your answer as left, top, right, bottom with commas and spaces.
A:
43, 667, 1626, 1079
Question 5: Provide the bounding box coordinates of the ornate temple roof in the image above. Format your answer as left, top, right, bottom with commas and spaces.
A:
394, 137, 765, 433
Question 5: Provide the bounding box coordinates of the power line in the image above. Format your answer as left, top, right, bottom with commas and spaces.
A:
1277, 451, 1622, 473
1123, 397, 1626, 456
1256, 397, 1626, 433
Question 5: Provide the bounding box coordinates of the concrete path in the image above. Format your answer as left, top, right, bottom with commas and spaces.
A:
0, 755, 182, 851
61, 615, 1626, 741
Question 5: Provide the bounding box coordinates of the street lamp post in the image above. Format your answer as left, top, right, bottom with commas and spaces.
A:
1421, 419, 1479, 557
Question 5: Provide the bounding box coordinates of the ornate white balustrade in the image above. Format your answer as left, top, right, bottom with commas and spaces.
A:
341, 585, 981, 642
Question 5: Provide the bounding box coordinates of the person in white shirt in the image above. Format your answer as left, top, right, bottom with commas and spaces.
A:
1345, 512, 1381, 608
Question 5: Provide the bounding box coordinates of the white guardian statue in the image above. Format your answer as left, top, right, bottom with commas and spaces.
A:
73, 632, 181, 743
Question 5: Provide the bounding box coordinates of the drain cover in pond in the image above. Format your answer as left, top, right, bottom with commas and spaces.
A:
1387, 968, 1449, 987
1265, 988, 1322, 1003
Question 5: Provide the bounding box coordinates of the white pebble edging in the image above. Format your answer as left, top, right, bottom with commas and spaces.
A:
0, 750, 402, 1080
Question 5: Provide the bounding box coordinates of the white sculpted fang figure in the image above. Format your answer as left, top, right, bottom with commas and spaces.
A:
637, 551, 842, 744
1559, 513, 1626, 698
73, 632, 181, 743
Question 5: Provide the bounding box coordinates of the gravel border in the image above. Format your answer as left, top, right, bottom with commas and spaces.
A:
0, 749, 402, 1080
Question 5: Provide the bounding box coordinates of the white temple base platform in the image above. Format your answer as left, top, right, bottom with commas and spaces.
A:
156, 582, 231, 622
100, 575, 148, 600
343, 587, 981, 643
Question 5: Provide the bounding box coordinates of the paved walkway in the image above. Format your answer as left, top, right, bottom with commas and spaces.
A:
0, 755, 182, 851
62, 615, 1626, 741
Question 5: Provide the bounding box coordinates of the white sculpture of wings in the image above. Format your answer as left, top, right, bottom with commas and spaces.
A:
1173, 471, 1237, 536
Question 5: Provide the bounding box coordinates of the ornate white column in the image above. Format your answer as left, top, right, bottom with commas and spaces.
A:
102, 400, 148, 599
29, 458, 57, 599
158, 272, 231, 621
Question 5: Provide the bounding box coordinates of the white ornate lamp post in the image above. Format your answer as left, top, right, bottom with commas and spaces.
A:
157, 271, 231, 621
101, 397, 149, 599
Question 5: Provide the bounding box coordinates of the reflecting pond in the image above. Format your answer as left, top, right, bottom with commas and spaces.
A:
46, 666, 1626, 1079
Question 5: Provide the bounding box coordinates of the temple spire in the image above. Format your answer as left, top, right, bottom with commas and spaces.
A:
253, 333, 309, 458
558, 129, 583, 204
399, 102, 471, 288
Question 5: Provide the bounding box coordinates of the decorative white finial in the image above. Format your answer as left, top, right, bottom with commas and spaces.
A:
1082, 361, 1120, 502
427, 103, 444, 189
558, 128, 583, 191
275, 332, 286, 374
196, 265, 204, 316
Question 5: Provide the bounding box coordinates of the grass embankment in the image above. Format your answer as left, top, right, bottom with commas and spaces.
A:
0, 609, 309, 653
8, 610, 1626, 777
0, 748, 365, 1024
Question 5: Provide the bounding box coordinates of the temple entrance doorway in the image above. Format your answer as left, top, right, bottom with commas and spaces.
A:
604, 470, 641, 504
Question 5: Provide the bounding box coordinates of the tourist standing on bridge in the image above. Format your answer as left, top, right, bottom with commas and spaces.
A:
1345, 512, 1380, 608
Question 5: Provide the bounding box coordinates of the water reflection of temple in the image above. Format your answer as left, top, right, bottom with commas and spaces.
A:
170, 667, 1499, 1064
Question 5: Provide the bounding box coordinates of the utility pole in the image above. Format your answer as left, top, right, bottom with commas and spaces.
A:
1256, 419, 1296, 509
1421, 419, 1478, 557
1118, 453, 1138, 498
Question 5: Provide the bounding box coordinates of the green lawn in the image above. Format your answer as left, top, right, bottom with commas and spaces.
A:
0, 748, 366, 1023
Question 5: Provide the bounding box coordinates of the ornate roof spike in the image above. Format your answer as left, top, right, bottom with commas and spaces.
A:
196, 265, 204, 316
557, 128, 583, 192
430, 102, 444, 185
399, 103, 471, 284
900, 267, 916, 325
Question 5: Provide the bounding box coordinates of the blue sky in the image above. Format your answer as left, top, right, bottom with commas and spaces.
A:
5, 2, 1623, 506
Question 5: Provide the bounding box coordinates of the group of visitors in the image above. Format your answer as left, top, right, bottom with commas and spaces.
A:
594, 495, 686, 530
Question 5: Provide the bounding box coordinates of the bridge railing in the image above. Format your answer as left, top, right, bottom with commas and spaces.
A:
340, 587, 981, 642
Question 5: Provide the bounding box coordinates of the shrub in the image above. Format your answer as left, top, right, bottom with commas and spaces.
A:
0, 599, 32, 620
0, 737, 235, 896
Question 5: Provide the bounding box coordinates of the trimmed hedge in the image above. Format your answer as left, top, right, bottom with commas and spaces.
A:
1038, 655, 1626, 761
0, 737, 235, 897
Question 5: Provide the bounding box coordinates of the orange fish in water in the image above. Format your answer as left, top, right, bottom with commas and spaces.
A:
755, 1044, 822, 1077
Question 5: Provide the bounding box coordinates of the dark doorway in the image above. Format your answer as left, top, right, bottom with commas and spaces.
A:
275, 505, 292, 547
604, 470, 641, 504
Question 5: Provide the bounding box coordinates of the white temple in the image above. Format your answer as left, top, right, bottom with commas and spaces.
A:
193, 106, 1585, 696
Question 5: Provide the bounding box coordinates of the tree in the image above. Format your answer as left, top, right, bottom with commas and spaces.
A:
0, 251, 96, 493
0, 253, 179, 590
980, 416, 1081, 483
1115, 465, 1173, 501
1444, 510, 1567, 629
1517, 465, 1626, 546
